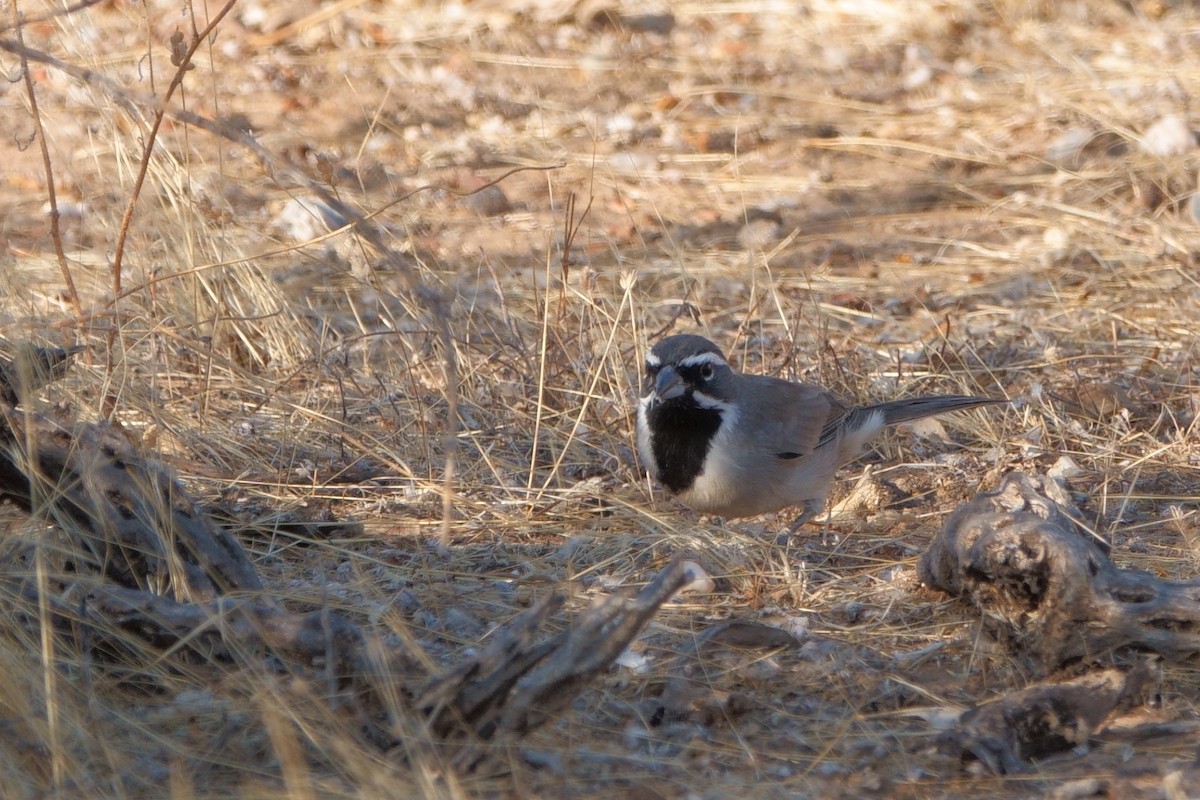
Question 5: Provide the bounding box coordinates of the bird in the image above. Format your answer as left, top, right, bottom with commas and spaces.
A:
636, 334, 1006, 530
0, 342, 85, 405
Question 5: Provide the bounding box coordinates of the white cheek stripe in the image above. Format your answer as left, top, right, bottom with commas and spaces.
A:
645, 352, 661, 368
690, 390, 734, 412
635, 400, 658, 479
640, 387, 732, 413
678, 352, 727, 369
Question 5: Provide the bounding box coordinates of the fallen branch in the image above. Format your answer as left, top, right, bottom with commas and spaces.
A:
939, 664, 1151, 774
0, 408, 263, 601
919, 472, 1200, 674
8, 558, 692, 762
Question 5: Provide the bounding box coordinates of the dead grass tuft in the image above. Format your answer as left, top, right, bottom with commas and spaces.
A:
4, 0, 1200, 796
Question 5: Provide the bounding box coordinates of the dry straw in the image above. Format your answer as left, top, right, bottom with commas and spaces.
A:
2, 0, 1200, 797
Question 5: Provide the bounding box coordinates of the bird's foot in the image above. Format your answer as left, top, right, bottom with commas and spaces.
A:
775, 501, 838, 546
785, 499, 825, 533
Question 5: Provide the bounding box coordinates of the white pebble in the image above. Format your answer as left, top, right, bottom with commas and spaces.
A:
1140, 114, 1194, 158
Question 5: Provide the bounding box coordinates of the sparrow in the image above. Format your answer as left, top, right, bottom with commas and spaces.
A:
636, 334, 1005, 529
0, 342, 85, 405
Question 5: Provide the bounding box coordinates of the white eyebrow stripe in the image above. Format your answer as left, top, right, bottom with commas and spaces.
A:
645, 352, 661, 368
678, 352, 727, 369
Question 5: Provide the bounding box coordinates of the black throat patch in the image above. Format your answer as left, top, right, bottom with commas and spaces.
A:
647, 397, 722, 494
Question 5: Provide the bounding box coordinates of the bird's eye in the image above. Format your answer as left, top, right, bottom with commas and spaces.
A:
700, 364, 714, 380
645, 361, 659, 376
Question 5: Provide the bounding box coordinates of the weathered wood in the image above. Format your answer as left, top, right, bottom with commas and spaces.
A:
0, 341, 262, 600
498, 558, 692, 736
0, 409, 263, 600
418, 558, 693, 770
920, 472, 1200, 674
7, 576, 379, 673
420, 558, 694, 741
940, 664, 1149, 774
419, 591, 565, 740
10, 559, 691, 761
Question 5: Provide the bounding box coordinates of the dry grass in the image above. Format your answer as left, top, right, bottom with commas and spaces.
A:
4, 0, 1200, 796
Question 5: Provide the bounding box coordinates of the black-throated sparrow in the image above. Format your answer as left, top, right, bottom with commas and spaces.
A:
636, 334, 1005, 529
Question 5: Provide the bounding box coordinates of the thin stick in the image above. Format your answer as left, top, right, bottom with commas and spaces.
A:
9, 1, 81, 322
109, 0, 239, 299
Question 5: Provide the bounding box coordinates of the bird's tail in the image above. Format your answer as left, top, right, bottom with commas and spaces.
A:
873, 395, 1007, 426
820, 395, 1006, 452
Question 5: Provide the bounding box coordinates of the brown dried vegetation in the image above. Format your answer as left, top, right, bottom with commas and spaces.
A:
4, 0, 1200, 797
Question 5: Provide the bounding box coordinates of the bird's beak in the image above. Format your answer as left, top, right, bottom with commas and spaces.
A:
654, 366, 685, 402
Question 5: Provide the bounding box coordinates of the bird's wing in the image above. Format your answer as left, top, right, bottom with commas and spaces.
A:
742, 376, 849, 460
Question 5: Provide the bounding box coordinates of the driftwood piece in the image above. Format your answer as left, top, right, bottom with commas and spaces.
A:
420, 591, 565, 740
9, 559, 692, 760
7, 579, 374, 675
0, 410, 262, 601
939, 664, 1150, 774
3, 574, 410, 749
498, 557, 692, 735
919, 472, 1200, 674
420, 558, 693, 743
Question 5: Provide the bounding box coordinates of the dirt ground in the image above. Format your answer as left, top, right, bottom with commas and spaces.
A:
4, 0, 1200, 797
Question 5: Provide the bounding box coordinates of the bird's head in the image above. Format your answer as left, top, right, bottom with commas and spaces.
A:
641, 334, 737, 412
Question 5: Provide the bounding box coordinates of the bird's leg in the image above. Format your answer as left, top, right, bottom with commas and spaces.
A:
785, 499, 824, 533
820, 505, 835, 546
784, 500, 838, 546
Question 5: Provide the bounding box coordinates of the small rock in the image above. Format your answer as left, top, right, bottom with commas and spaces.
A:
519, 748, 565, 773
552, 534, 589, 563
608, 151, 657, 175
1045, 127, 1095, 169
677, 560, 716, 596
461, 185, 509, 217
699, 621, 798, 650
900, 416, 949, 442
442, 606, 483, 638
596, 573, 623, 590
43, 200, 88, 220
903, 61, 934, 91
622, 12, 674, 35
1048, 455, 1084, 481
274, 197, 346, 242
1044, 127, 1125, 169
1073, 381, 1131, 419
1140, 114, 1195, 158
615, 647, 651, 673
736, 217, 784, 250
1050, 778, 1106, 800
172, 689, 217, 713
1043, 225, 1070, 260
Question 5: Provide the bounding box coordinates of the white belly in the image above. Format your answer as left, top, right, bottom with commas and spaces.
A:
678, 410, 883, 519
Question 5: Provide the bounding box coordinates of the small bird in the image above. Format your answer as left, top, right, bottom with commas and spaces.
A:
0, 342, 85, 405
636, 334, 1005, 529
